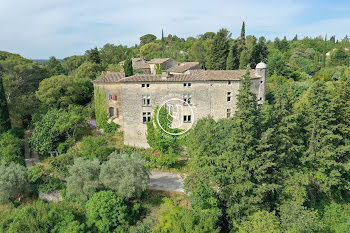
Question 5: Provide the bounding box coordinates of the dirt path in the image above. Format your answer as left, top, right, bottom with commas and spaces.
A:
24, 130, 41, 168
147, 171, 185, 193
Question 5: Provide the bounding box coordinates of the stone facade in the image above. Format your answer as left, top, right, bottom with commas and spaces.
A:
93, 63, 267, 148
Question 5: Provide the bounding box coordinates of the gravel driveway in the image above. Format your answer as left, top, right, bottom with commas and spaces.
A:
147, 171, 185, 193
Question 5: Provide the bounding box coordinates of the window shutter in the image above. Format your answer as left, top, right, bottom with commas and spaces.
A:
112, 95, 116, 100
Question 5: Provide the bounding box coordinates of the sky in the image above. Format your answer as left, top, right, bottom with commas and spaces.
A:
0, 0, 350, 59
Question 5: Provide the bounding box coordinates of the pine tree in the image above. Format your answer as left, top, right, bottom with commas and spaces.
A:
226, 43, 239, 70
322, 35, 327, 68
86, 47, 101, 64
237, 21, 246, 55
0, 76, 11, 133
123, 58, 133, 77
239, 50, 249, 69
299, 81, 349, 196
207, 28, 229, 70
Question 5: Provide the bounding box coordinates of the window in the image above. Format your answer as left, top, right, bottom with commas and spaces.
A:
146, 83, 150, 88
260, 80, 263, 84
142, 95, 151, 106
228, 81, 232, 85
109, 107, 114, 117
142, 112, 151, 123
112, 94, 117, 100
227, 92, 232, 102
184, 83, 187, 87
184, 115, 192, 123
109, 95, 113, 100
184, 82, 191, 87
183, 94, 192, 105
259, 97, 262, 101
227, 108, 231, 118
141, 83, 145, 88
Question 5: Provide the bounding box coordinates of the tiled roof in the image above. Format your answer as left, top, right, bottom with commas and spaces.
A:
167, 62, 200, 73
148, 58, 171, 64
93, 72, 125, 83
118, 69, 260, 83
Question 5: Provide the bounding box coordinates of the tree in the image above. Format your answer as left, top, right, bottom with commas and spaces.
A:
46, 56, 66, 76
78, 135, 115, 161
0, 52, 48, 125
267, 50, 288, 77
206, 28, 230, 70
140, 42, 162, 58
66, 158, 100, 205
85, 47, 101, 64
0, 76, 10, 133
322, 202, 350, 232
154, 198, 221, 233
140, 34, 157, 46
249, 37, 268, 67
330, 48, 349, 66
239, 50, 250, 69
236, 211, 282, 233
189, 41, 206, 68
296, 81, 350, 196
0, 162, 28, 203
279, 201, 322, 233
0, 132, 24, 165
5, 201, 85, 232
123, 58, 133, 77
30, 106, 89, 155
61, 55, 86, 75
322, 35, 327, 68
216, 67, 263, 223
75, 61, 102, 79
100, 152, 149, 199
226, 43, 239, 70
86, 190, 139, 232
146, 106, 180, 154
36, 75, 93, 109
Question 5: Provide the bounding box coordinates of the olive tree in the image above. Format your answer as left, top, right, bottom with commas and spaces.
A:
66, 158, 100, 205
0, 162, 28, 203
100, 152, 149, 199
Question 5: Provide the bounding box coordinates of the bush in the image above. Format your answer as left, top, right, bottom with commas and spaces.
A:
0, 132, 25, 165
143, 153, 177, 169
4, 200, 85, 232
66, 158, 100, 205
0, 162, 28, 203
100, 152, 149, 199
79, 135, 115, 161
154, 198, 221, 233
27, 165, 65, 194
236, 211, 282, 233
47, 151, 78, 177
86, 190, 140, 232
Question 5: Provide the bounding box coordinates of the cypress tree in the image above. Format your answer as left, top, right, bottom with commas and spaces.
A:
216, 67, 262, 222
161, 29, 165, 58
240, 21, 246, 42
123, 58, 133, 77
0, 76, 11, 133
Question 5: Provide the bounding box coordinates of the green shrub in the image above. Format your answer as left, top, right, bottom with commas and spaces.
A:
143, 153, 177, 169
0, 132, 25, 165
47, 151, 78, 177
27, 165, 65, 194
79, 135, 115, 161
86, 190, 140, 232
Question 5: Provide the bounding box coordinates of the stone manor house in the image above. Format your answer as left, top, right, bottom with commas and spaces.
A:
93, 59, 267, 148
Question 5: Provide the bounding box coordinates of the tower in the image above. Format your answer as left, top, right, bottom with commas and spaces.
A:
255, 62, 267, 103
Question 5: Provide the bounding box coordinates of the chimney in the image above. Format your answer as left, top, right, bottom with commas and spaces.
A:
161, 71, 169, 80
